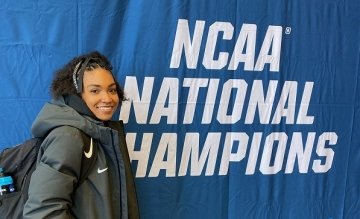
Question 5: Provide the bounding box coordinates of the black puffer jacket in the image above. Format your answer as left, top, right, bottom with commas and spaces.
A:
23, 96, 139, 219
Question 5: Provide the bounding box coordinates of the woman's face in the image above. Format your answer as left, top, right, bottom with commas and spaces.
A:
81, 68, 119, 121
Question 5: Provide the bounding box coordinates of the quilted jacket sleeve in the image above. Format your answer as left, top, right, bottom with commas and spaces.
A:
23, 126, 84, 219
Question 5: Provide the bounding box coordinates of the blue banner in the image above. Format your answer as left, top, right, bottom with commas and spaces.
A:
1, 0, 360, 218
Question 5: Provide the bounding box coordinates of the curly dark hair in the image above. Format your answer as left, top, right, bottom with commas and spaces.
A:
51, 51, 125, 102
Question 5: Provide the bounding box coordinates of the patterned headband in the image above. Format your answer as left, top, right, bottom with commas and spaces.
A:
72, 57, 92, 93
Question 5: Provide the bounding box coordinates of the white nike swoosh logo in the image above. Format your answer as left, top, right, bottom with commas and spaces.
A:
84, 137, 93, 158
97, 167, 108, 173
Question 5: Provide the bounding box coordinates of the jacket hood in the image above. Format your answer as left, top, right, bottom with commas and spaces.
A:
31, 97, 105, 139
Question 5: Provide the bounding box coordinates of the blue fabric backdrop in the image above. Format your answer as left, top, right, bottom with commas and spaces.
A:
1, 0, 360, 218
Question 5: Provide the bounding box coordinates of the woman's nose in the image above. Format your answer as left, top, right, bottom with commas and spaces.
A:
101, 91, 113, 102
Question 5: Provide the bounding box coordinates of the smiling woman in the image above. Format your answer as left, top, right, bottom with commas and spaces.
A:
23, 51, 139, 219
81, 68, 119, 121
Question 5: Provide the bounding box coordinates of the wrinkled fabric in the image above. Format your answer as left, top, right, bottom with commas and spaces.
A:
23, 96, 139, 219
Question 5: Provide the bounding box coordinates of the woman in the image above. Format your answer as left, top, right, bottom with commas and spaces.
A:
23, 51, 139, 219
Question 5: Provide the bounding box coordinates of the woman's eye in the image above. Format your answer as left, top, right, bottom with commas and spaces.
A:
90, 89, 100, 94
109, 88, 117, 94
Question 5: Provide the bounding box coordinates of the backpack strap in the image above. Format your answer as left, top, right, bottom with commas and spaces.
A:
77, 131, 98, 185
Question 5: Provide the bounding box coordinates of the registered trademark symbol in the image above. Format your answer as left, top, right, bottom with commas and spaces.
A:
285, 27, 291, 34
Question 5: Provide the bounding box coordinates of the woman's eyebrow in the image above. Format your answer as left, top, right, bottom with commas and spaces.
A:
86, 83, 116, 88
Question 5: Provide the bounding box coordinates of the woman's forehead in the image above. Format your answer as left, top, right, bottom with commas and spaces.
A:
83, 68, 115, 84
